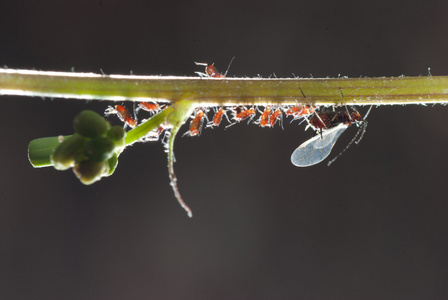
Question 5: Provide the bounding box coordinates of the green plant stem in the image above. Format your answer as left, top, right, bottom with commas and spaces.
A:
2, 69, 448, 106
124, 106, 174, 145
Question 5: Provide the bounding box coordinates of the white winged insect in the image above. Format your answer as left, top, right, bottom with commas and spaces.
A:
291, 123, 349, 167
291, 105, 372, 167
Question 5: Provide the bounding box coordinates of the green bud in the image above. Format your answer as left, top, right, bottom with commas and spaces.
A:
74, 110, 110, 138
51, 134, 86, 170
107, 126, 126, 147
73, 160, 107, 185
84, 137, 115, 162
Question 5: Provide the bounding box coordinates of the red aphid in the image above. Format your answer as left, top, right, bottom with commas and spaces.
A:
195, 62, 224, 78
155, 124, 166, 136
206, 64, 223, 78
210, 108, 227, 127
185, 110, 206, 137
105, 105, 137, 128
259, 106, 272, 127
142, 123, 167, 142
234, 107, 255, 122
309, 110, 362, 131
301, 105, 315, 116
195, 58, 234, 78
285, 105, 315, 118
268, 108, 282, 127
139, 102, 160, 113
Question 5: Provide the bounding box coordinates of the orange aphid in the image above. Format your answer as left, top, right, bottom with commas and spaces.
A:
195, 62, 224, 78
234, 107, 255, 122
141, 123, 167, 142
268, 108, 282, 127
225, 106, 256, 128
184, 110, 206, 137
195, 58, 234, 78
206, 64, 223, 78
285, 105, 315, 118
139, 102, 160, 113
116, 105, 137, 128
259, 106, 272, 127
302, 105, 315, 115
209, 108, 227, 127
105, 105, 137, 128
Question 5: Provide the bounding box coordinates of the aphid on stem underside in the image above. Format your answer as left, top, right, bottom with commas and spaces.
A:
104, 105, 137, 128
285, 88, 315, 121
183, 109, 207, 137
137, 101, 165, 114
141, 123, 168, 143
268, 108, 283, 128
226, 106, 256, 128
257, 106, 272, 127
285, 105, 315, 120
207, 107, 230, 128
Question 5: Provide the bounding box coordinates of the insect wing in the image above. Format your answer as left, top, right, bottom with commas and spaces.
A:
291, 124, 348, 167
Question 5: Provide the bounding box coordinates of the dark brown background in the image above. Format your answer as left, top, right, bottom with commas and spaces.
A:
2, 0, 448, 299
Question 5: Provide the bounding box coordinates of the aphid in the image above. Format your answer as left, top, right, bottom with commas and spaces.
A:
285, 88, 316, 121
138, 102, 163, 113
208, 107, 229, 128
225, 106, 256, 128
183, 109, 206, 137
291, 107, 371, 167
195, 57, 235, 78
195, 63, 223, 78
308, 110, 362, 131
141, 123, 167, 142
234, 107, 255, 122
258, 106, 271, 127
268, 108, 283, 127
285, 105, 315, 119
104, 105, 137, 128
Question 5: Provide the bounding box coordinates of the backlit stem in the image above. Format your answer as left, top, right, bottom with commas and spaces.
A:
2, 68, 448, 106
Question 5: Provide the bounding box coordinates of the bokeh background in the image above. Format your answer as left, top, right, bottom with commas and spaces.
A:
2, 0, 448, 299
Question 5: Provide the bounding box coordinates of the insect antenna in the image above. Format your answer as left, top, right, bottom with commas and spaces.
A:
354, 121, 368, 145
362, 104, 374, 120
339, 87, 354, 122
354, 105, 373, 144
299, 87, 306, 102
327, 105, 373, 166
223, 57, 235, 77
132, 102, 138, 124
327, 122, 367, 166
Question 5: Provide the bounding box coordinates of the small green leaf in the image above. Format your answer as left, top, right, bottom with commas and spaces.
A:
107, 153, 119, 175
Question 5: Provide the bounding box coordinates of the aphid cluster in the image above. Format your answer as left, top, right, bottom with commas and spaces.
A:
104, 101, 169, 142
100, 61, 373, 218
104, 61, 371, 169
177, 104, 317, 136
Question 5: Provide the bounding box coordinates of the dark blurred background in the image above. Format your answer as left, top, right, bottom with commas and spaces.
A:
2, 0, 448, 299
